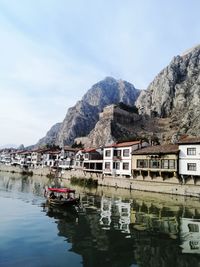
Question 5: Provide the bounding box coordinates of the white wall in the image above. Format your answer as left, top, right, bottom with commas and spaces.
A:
179, 144, 200, 176
103, 142, 149, 177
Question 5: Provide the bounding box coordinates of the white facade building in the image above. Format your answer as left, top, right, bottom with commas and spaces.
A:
74, 148, 103, 172
103, 141, 149, 178
42, 150, 60, 167
58, 146, 77, 169
0, 150, 12, 165
18, 151, 32, 168
179, 138, 200, 178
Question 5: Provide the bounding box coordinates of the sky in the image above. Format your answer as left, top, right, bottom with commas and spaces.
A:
0, 0, 200, 147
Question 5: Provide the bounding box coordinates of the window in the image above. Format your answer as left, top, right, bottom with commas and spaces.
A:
113, 162, 120, 169
187, 148, 196, 155
105, 162, 110, 169
105, 150, 111, 157
123, 149, 129, 157
187, 163, 196, 171
161, 159, 169, 169
85, 153, 89, 159
161, 159, 176, 169
137, 159, 148, 168
169, 160, 175, 169
149, 159, 160, 169
123, 162, 129, 170
114, 150, 121, 157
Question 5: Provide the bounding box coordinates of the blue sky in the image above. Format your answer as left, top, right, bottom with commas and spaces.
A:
0, 0, 200, 146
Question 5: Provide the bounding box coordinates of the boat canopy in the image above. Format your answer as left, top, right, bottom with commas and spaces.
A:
48, 188, 75, 193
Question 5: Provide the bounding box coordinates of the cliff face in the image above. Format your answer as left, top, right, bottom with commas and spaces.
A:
37, 123, 62, 147
37, 45, 200, 148
37, 77, 140, 147
136, 44, 200, 138
81, 105, 154, 148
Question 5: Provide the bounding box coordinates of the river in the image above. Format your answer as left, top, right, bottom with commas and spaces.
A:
0, 172, 200, 267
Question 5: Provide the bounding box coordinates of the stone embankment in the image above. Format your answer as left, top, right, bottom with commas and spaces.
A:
1, 164, 200, 198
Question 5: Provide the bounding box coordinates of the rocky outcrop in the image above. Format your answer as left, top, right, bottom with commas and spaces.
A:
136, 44, 200, 138
37, 77, 140, 147
37, 123, 62, 147
36, 45, 200, 148
82, 105, 154, 148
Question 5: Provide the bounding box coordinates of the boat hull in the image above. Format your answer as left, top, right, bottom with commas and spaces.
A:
47, 198, 79, 207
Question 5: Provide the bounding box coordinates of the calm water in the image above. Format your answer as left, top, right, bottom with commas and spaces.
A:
1, 173, 200, 267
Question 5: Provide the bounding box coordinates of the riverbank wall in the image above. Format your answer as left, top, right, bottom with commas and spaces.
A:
1, 164, 200, 197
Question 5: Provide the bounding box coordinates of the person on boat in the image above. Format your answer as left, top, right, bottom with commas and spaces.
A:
49, 192, 56, 199
59, 195, 64, 200
67, 192, 74, 200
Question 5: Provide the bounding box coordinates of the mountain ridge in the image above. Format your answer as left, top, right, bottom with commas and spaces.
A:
36, 77, 140, 147
136, 44, 200, 140
36, 44, 200, 148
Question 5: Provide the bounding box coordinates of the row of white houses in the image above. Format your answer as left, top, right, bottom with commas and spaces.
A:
1, 137, 200, 181
0, 147, 77, 170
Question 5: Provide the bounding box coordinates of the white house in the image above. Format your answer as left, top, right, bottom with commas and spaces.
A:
42, 149, 60, 167
18, 150, 32, 168
103, 140, 149, 178
0, 149, 12, 165
74, 148, 103, 172
30, 148, 50, 168
10, 151, 21, 166
58, 146, 77, 169
179, 137, 200, 181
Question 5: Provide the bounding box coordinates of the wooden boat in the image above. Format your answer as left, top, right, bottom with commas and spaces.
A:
44, 187, 80, 207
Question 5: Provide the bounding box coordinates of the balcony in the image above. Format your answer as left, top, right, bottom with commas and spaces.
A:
113, 156, 122, 161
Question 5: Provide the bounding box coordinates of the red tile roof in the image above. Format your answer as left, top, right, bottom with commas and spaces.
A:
17, 150, 32, 155
105, 140, 141, 148
46, 150, 60, 154
132, 144, 179, 155
82, 148, 97, 153
178, 137, 200, 144
63, 146, 78, 152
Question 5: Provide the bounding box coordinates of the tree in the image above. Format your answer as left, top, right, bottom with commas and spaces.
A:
71, 141, 84, 149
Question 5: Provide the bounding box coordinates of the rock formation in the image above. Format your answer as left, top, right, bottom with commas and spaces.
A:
136, 44, 200, 140
37, 77, 140, 147
77, 104, 161, 148
37, 45, 200, 148
37, 123, 62, 147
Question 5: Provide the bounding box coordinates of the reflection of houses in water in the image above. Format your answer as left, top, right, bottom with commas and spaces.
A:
180, 218, 200, 254
131, 201, 179, 238
100, 197, 131, 233
134, 212, 179, 237
99, 197, 112, 228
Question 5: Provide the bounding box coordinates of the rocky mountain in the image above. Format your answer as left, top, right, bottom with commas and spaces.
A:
76, 104, 144, 148
136, 44, 200, 140
37, 77, 140, 147
37, 123, 62, 147
75, 103, 163, 148
37, 45, 200, 148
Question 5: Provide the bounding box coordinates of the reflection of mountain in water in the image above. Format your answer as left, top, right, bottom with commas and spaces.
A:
0, 174, 44, 195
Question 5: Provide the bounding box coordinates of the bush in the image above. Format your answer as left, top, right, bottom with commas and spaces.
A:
21, 170, 33, 176
70, 176, 98, 188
